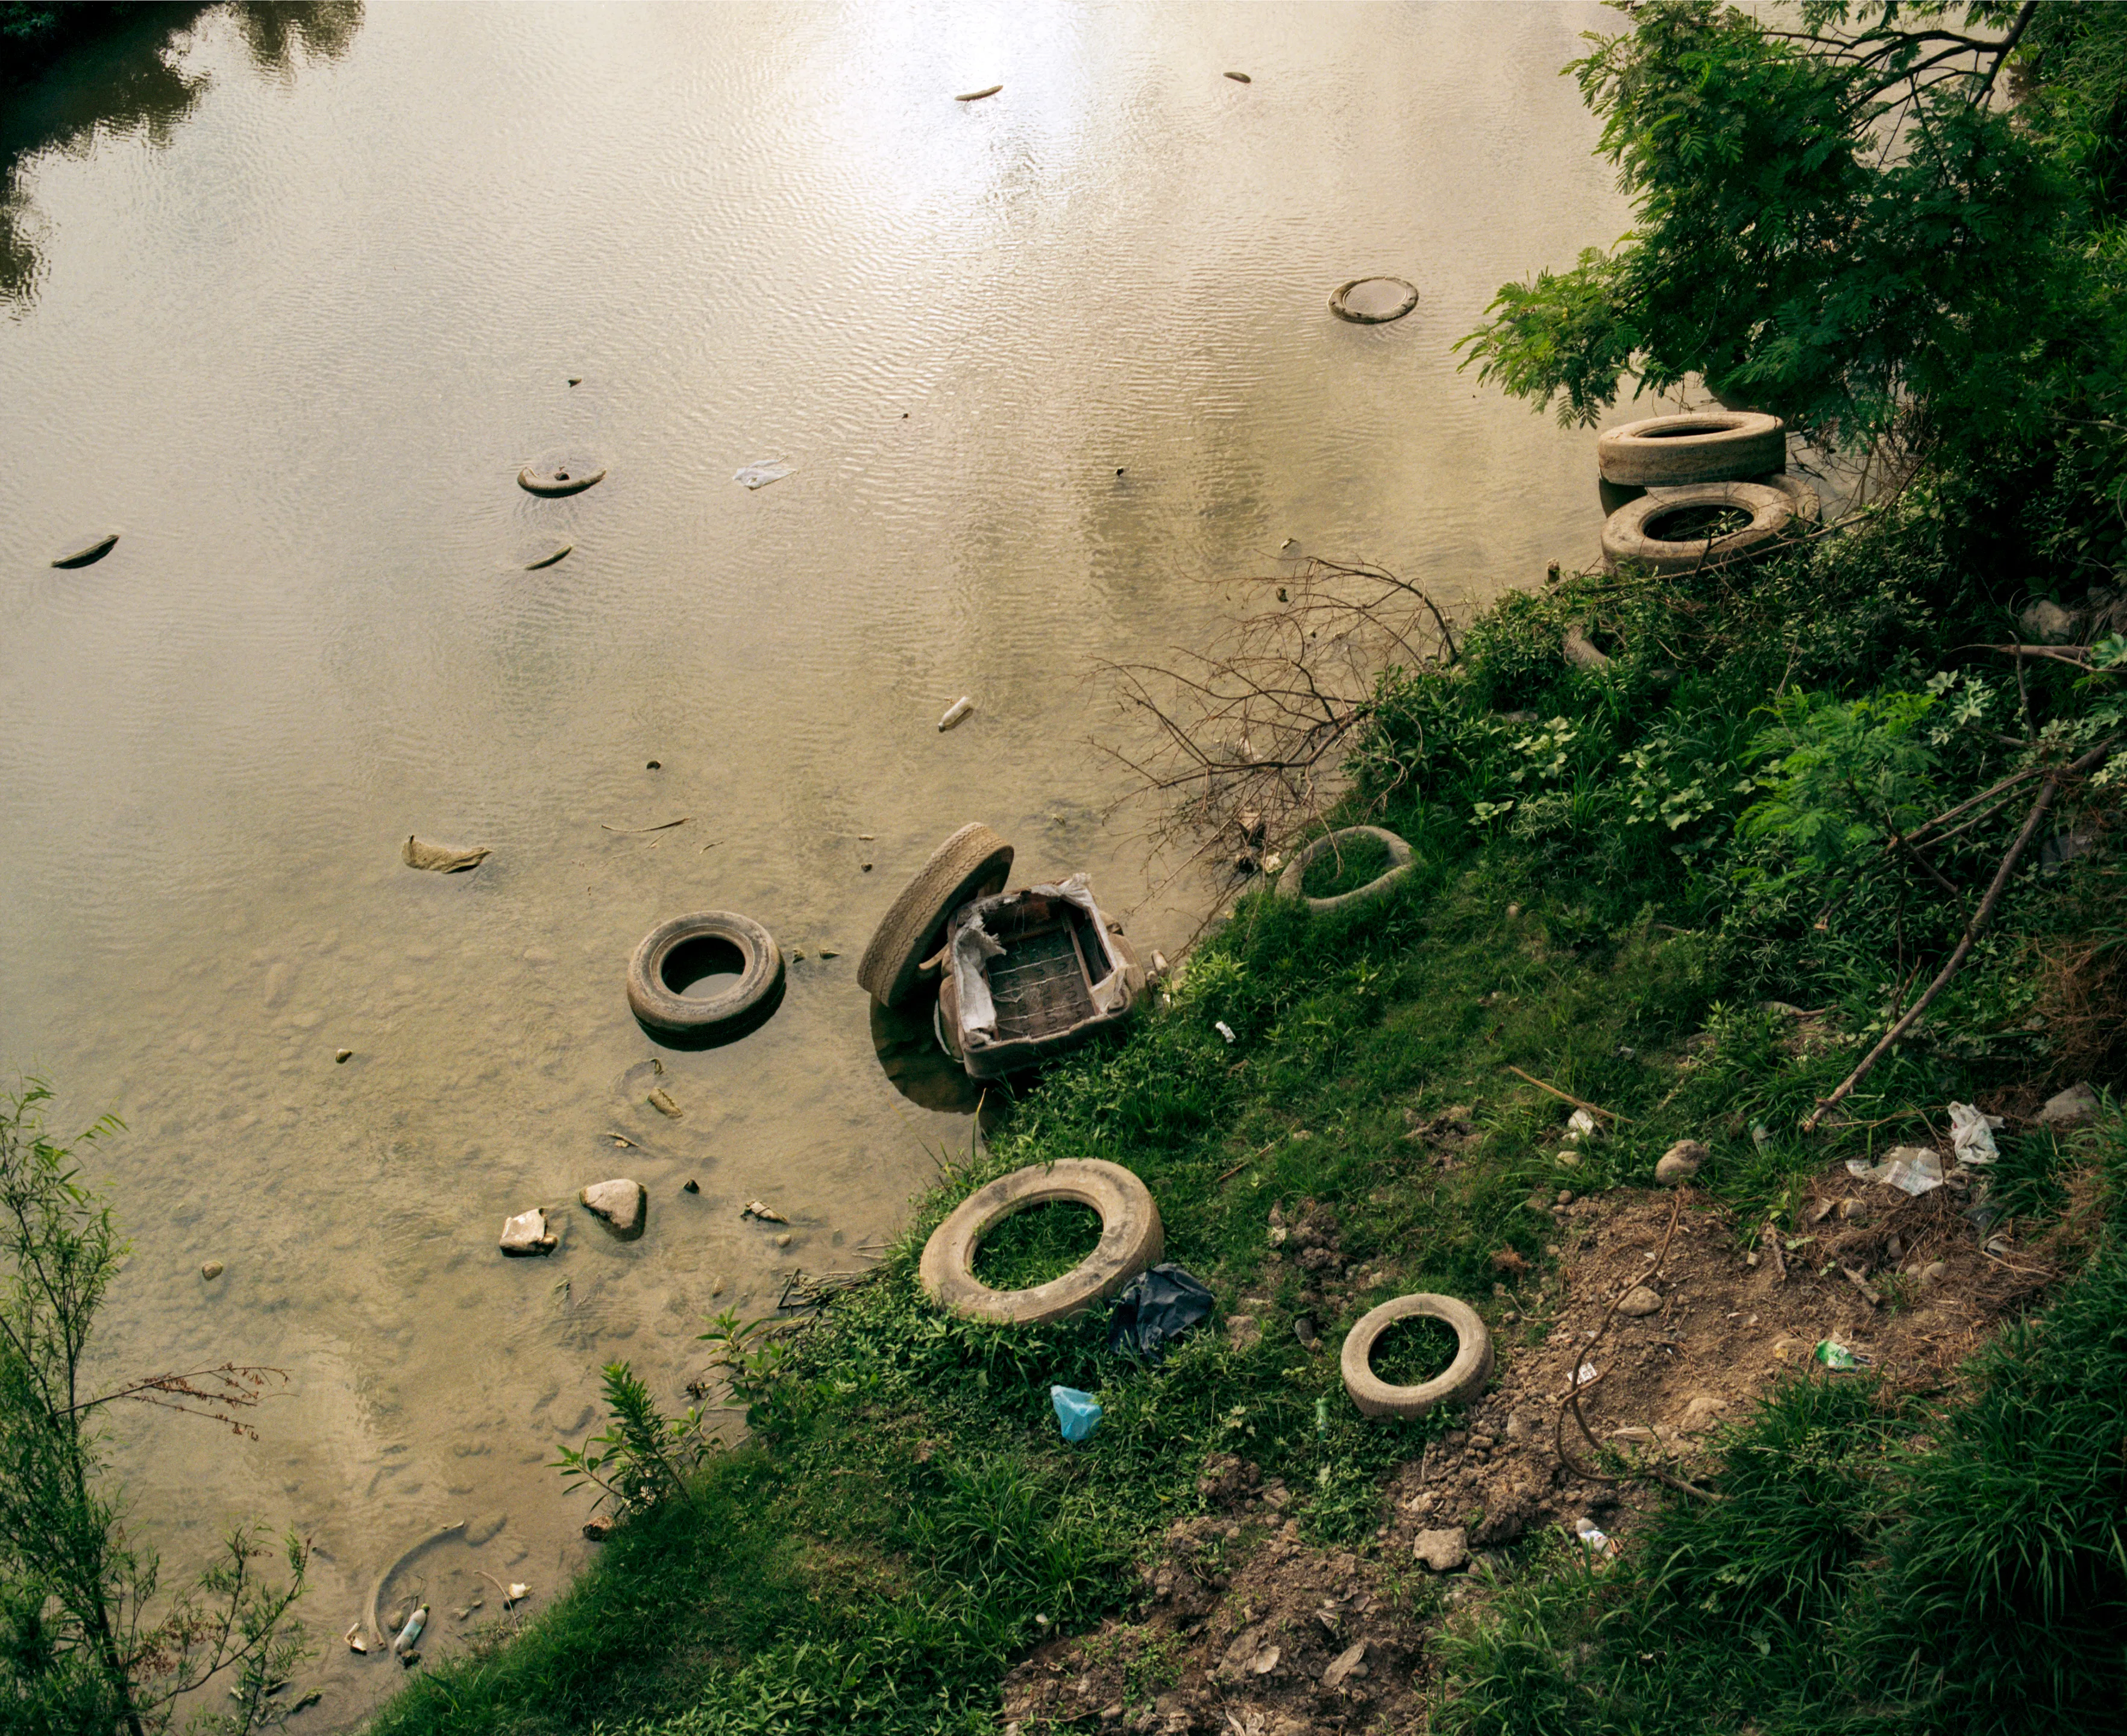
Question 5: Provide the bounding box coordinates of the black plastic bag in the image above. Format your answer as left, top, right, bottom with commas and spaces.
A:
1107, 1263, 1214, 1360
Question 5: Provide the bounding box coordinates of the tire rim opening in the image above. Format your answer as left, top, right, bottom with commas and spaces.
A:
971, 1200, 1102, 1290
1646, 503, 1753, 542
1368, 1314, 1460, 1387
1301, 832, 1394, 899
662, 934, 748, 998
1330, 276, 1418, 324
1639, 420, 1736, 438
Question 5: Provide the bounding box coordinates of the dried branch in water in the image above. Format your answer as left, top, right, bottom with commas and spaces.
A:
1095, 558, 1459, 893
71, 1363, 290, 1439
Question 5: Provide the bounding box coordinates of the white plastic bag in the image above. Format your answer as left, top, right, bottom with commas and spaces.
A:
1845, 1146, 1944, 1195
1948, 1101, 2002, 1167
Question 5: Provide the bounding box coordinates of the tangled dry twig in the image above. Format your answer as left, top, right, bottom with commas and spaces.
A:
1096, 558, 1459, 896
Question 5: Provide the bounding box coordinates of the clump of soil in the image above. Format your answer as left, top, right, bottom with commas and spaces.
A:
1002, 1159, 2070, 1735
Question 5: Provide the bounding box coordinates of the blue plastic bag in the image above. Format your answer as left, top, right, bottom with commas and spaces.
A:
1050, 1385, 1102, 1442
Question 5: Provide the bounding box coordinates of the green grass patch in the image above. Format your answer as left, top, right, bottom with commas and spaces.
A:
1299, 830, 1394, 898
970, 1200, 1103, 1290
1367, 1314, 1460, 1388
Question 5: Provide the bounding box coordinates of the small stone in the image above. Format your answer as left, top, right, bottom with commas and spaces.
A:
774, 1232, 792, 1248
335, 1049, 353, 1064
1322, 1640, 1368, 1688
1294, 1315, 1319, 1351
201, 1261, 225, 1281
580, 1179, 647, 1239
498, 1209, 556, 1257
1556, 1189, 1574, 1206
1413, 1527, 1468, 1572
1505, 903, 1521, 918
1617, 1285, 1660, 1317
1920, 1260, 1949, 1288
861, 863, 873, 872
2022, 599, 2079, 643
1249, 1646, 1280, 1676
1656, 1139, 1707, 1186
682, 1178, 700, 1194
1555, 1150, 1581, 1169
647, 1087, 683, 1118
646, 758, 659, 769
2037, 1082, 2099, 1128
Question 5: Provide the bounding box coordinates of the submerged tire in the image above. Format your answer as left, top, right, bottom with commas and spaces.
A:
857, 822, 1014, 1007
919, 1159, 1163, 1325
1601, 480, 1800, 576
1274, 825, 1415, 914
627, 911, 782, 1037
518, 458, 608, 497
1329, 276, 1419, 324
1595, 412, 1784, 487
1341, 1293, 1492, 1418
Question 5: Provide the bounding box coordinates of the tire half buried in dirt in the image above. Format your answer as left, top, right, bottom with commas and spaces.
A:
919, 1159, 1162, 1325
1340, 1292, 1492, 1418
627, 910, 783, 1038
857, 822, 1014, 1007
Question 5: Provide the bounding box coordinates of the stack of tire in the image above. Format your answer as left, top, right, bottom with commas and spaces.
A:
1595, 410, 1818, 575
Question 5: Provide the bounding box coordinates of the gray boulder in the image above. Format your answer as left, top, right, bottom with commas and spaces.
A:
2037, 1083, 2100, 1129
580, 1179, 647, 1239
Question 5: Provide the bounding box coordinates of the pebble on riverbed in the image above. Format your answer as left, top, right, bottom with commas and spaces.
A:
201, 1261, 225, 1281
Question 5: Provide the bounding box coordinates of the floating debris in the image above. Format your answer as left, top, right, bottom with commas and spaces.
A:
51, 530, 120, 568
938, 695, 975, 731
522, 542, 572, 570
401, 835, 489, 873
344, 1624, 368, 1655
647, 1087, 683, 1118
392, 1605, 427, 1657
955, 84, 1002, 101
1224, 70, 1251, 83
733, 461, 791, 489
600, 816, 689, 834
741, 1200, 788, 1224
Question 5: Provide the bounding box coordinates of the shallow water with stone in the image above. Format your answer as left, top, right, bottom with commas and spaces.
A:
0, 2, 1625, 1721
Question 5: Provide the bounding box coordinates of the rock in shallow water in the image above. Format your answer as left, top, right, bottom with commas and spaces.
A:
580, 1179, 646, 1239
499, 1208, 556, 1256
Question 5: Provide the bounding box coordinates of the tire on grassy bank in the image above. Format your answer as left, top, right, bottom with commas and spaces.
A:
1274, 825, 1415, 914
1341, 1292, 1492, 1418
920, 1159, 1161, 1325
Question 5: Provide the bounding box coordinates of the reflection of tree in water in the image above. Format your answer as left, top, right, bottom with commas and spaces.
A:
229, 1, 362, 80
0, 2, 362, 311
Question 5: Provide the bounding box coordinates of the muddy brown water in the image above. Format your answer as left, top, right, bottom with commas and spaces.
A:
0, 2, 1629, 1722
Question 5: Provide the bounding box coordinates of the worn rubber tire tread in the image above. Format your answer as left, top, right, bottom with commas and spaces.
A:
1601, 480, 1799, 576
857, 823, 1014, 1007
1595, 412, 1784, 486
627, 910, 783, 1036
920, 1159, 1163, 1325
1274, 825, 1416, 914
1328, 277, 1419, 325
1341, 1293, 1493, 1418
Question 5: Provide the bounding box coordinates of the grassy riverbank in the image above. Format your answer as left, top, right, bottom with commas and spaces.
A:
365, 488, 2127, 1735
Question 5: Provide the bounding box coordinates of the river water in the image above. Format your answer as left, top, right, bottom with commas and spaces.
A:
0, 2, 1626, 1721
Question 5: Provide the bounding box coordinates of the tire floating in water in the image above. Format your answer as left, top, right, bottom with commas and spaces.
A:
51, 531, 119, 569
522, 542, 573, 570
1328, 276, 1419, 325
